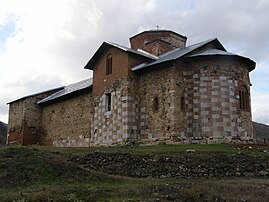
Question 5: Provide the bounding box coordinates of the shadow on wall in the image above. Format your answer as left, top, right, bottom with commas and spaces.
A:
0, 121, 7, 145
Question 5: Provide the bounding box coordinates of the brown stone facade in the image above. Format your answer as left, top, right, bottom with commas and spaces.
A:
41, 91, 93, 146
7, 88, 62, 145
7, 29, 256, 146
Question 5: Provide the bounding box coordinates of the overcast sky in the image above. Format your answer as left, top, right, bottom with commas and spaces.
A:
0, 0, 268, 125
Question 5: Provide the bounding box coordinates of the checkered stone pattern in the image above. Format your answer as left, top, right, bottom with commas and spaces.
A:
184, 69, 250, 143
91, 90, 138, 146
139, 106, 152, 140
53, 135, 91, 147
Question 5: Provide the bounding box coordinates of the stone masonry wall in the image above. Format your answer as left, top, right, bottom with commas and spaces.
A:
137, 67, 180, 142
8, 101, 23, 144
91, 76, 138, 146
41, 91, 93, 147
8, 89, 61, 145
175, 58, 254, 143
134, 57, 254, 144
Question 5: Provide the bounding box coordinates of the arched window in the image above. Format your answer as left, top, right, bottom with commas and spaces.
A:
239, 85, 249, 111
153, 97, 159, 112
106, 54, 112, 75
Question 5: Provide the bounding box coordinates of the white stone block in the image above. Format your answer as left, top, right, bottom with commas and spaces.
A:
212, 91, 219, 95
121, 96, 128, 101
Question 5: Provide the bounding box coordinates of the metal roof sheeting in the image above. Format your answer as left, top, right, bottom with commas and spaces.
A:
132, 38, 225, 71
7, 86, 64, 105
37, 78, 92, 105
186, 48, 236, 57
185, 48, 256, 71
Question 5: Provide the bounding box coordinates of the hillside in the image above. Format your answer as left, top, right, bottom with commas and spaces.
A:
0, 121, 7, 145
253, 121, 269, 143
0, 144, 269, 201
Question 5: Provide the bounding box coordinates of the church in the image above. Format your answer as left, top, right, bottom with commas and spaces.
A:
7, 29, 256, 146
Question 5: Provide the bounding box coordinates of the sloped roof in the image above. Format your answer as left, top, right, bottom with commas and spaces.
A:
37, 78, 92, 105
186, 48, 235, 57
7, 86, 64, 105
132, 38, 225, 71
129, 29, 187, 40
185, 48, 256, 71
84, 41, 158, 70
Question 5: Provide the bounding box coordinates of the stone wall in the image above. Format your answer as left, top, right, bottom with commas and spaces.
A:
132, 57, 254, 144
137, 67, 180, 142
8, 89, 60, 145
91, 76, 139, 146
41, 91, 93, 147
175, 57, 254, 143
8, 100, 23, 144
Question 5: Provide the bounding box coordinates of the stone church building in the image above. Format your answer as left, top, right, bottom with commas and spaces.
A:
7, 29, 256, 146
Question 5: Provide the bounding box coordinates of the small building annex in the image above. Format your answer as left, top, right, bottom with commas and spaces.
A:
7, 29, 256, 146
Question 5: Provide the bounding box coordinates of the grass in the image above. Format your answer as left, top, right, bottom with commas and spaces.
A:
38, 143, 237, 155
0, 144, 268, 201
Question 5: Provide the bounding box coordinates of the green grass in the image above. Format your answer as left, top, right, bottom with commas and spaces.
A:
37, 143, 237, 155
0, 145, 268, 201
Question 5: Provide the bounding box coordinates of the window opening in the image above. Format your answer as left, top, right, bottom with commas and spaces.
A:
106, 54, 112, 75
239, 85, 249, 111
106, 93, 112, 111
153, 97, 159, 112
181, 96, 185, 111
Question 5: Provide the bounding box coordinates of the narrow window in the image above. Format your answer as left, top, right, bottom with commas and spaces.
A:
106, 54, 112, 75
153, 97, 159, 112
105, 93, 112, 111
239, 85, 249, 111
181, 96, 185, 111
239, 90, 242, 109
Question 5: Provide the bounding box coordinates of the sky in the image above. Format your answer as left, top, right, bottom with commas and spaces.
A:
0, 0, 268, 125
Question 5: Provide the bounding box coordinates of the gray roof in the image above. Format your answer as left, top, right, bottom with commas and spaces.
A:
132, 38, 225, 71
7, 86, 64, 104
129, 29, 187, 40
185, 48, 256, 71
186, 48, 236, 57
84, 41, 158, 70
37, 78, 92, 105
107, 41, 158, 59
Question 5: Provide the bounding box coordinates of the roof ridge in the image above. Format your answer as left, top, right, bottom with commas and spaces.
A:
132, 38, 221, 71
37, 78, 93, 105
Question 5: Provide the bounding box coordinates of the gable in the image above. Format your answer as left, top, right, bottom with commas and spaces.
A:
84, 41, 157, 70
143, 39, 176, 56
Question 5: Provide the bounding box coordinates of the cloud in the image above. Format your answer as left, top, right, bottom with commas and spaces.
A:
0, 0, 269, 125
252, 93, 269, 125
